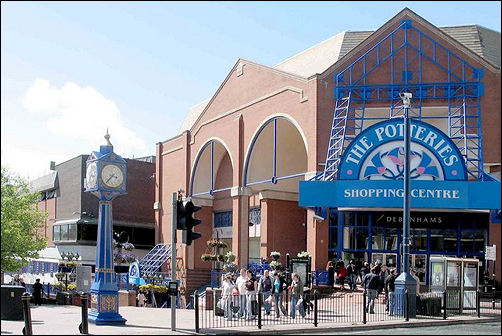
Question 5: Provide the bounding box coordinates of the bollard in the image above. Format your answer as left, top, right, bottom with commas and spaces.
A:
21, 293, 32, 335
313, 290, 318, 327
443, 291, 447, 320
79, 292, 89, 334
194, 293, 200, 334
405, 289, 409, 322
493, 286, 496, 310
362, 290, 367, 324
476, 290, 480, 318
257, 293, 262, 329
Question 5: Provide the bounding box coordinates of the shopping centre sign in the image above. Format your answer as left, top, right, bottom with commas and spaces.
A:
299, 119, 501, 210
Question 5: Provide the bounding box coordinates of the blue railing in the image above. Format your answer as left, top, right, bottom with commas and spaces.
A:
247, 262, 271, 277
314, 270, 331, 286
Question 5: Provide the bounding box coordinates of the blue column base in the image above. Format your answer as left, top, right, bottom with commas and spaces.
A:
88, 311, 126, 325
394, 272, 417, 318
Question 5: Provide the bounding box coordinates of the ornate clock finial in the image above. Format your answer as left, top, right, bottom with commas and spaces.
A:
104, 128, 112, 146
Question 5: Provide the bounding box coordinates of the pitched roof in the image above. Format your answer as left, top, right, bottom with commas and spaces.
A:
275, 25, 500, 78
178, 18, 500, 134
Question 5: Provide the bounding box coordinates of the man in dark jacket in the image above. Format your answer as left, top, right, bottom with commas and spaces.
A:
362, 267, 381, 314
258, 270, 273, 315
271, 271, 287, 317
32, 279, 44, 306
384, 269, 397, 315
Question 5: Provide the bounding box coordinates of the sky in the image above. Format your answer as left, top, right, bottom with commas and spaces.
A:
1, 1, 501, 180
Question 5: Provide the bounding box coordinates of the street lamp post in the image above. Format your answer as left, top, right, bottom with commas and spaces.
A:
394, 92, 417, 318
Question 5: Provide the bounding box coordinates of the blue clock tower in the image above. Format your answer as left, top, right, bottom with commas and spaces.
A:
85, 131, 127, 325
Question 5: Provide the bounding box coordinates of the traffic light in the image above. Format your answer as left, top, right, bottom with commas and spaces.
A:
176, 199, 202, 246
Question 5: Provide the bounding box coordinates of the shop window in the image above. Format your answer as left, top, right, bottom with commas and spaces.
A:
355, 227, 369, 250
372, 227, 385, 250
385, 228, 398, 250
474, 230, 487, 253
430, 229, 444, 252
444, 229, 457, 252
460, 230, 474, 253
328, 211, 338, 250
343, 212, 355, 226
412, 229, 427, 251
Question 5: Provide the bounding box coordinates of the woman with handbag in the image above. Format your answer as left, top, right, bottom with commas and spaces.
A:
290, 273, 306, 319
221, 273, 234, 320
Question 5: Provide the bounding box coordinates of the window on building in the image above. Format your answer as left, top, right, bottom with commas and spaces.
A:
343, 212, 368, 250
78, 224, 98, 242
385, 228, 398, 250
474, 230, 487, 253
249, 208, 260, 226
60, 224, 69, 241
430, 229, 444, 252
68, 223, 77, 240
412, 229, 427, 251
328, 210, 338, 253
444, 229, 457, 252
460, 229, 474, 253
372, 227, 385, 250
214, 211, 233, 227
133, 227, 155, 248
53, 225, 60, 241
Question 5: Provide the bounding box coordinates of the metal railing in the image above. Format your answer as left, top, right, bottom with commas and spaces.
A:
195, 288, 501, 332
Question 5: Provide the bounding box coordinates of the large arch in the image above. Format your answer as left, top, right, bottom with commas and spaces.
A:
190, 138, 234, 197
244, 115, 308, 193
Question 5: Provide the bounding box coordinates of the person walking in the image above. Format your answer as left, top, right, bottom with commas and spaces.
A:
137, 290, 146, 307
258, 270, 273, 315
244, 270, 257, 320
326, 261, 335, 288
32, 279, 43, 306
235, 269, 247, 318
222, 273, 234, 321
272, 271, 287, 318
347, 260, 358, 291
337, 262, 347, 291
362, 267, 381, 314
289, 273, 306, 319
385, 269, 397, 315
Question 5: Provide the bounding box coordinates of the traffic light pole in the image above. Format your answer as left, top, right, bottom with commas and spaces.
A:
171, 192, 177, 331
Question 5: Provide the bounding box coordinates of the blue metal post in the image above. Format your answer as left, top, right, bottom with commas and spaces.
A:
394, 96, 416, 318
88, 201, 126, 325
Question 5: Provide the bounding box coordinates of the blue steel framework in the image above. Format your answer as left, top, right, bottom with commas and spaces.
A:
319, 20, 485, 182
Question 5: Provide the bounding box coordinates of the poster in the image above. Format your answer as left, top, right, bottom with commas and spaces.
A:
463, 264, 477, 287
431, 262, 444, 287
292, 262, 308, 285
447, 262, 460, 286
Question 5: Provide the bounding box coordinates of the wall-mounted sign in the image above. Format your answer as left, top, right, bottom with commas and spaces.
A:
338, 119, 467, 181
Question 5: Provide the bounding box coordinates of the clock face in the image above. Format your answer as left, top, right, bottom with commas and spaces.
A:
86, 162, 98, 189
101, 164, 124, 188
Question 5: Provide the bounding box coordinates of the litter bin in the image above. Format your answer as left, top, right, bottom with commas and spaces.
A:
1, 285, 26, 320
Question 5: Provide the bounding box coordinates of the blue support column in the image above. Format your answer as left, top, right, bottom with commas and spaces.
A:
337, 211, 343, 261
88, 201, 126, 325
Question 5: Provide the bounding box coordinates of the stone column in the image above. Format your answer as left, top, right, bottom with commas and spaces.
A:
231, 187, 251, 268
306, 208, 329, 271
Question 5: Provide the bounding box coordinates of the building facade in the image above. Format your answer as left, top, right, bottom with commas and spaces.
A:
156, 8, 501, 288
17, 155, 156, 284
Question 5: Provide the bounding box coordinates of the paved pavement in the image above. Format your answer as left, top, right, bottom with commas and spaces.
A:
1, 303, 500, 335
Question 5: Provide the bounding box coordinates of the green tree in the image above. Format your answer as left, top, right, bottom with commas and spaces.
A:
1, 166, 47, 273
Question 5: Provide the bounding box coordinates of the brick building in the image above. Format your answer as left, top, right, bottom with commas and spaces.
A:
156, 8, 501, 290
16, 155, 156, 284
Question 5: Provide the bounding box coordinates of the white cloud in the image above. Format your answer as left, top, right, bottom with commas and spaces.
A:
22, 78, 146, 156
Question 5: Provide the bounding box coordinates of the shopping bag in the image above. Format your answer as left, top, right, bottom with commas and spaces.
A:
216, 297, 225, 310
296, 298, 303, 310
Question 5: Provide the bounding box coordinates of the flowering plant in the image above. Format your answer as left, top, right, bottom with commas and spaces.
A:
223, 263, 238, 273
270, 251, 281, 258
122, 242, 135, 251
66, 261, 77, 268
201, 254, 217, 262
224, 251, 236, 263
207, 240, 228, 248
269, 261, 282, 270
297, 251, 311, 259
